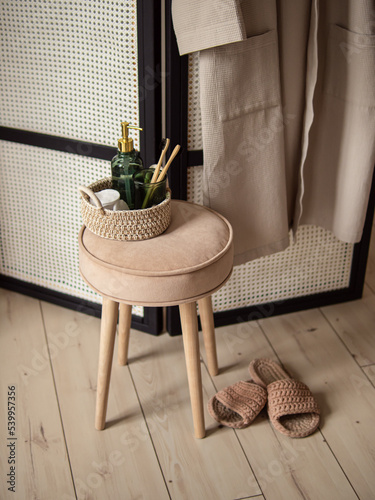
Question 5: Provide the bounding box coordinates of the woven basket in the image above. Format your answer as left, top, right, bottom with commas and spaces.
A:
79, 177, 171, 241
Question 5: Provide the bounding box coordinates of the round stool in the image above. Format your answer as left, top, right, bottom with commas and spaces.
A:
78, 199, 233, 438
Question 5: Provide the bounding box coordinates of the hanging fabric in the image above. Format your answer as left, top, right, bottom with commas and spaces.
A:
172, 0, 375, 265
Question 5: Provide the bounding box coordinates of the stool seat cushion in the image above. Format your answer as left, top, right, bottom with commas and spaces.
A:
78, 200, 233, 306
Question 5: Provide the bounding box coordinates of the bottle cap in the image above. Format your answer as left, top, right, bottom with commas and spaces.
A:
118, 121, 143, 153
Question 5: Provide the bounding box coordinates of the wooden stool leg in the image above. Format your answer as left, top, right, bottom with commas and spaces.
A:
198, 296, 219, 376
118, 303, 132, 366
95, 298, 119, 430
179, 301, 205, 439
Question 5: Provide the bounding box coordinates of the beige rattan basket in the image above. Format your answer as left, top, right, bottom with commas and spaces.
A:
79, 177, 171, 241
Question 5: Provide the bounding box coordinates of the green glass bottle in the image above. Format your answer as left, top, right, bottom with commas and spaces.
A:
111, 121, 143, 209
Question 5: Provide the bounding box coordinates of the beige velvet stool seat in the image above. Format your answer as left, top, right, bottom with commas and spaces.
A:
78, 199, 233, 438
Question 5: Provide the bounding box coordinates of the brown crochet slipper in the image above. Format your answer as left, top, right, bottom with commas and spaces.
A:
208, 380, 267, 429
249, 358, 320, 438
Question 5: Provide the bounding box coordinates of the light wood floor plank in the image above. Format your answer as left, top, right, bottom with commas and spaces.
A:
321, 293, 375, 366
202, 319, 358, 500
0, 290, 75, 499
41, 301, 169, 500
237, 496, 265, 500
363, 364, 375, 386
127, 329, 262, 499
360, 283, 374, 298
3, 260, 375, 500
258, 308, 375, 499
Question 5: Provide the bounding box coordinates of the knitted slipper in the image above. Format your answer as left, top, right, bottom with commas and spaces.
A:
249, 358, 320, 438
208, 380, 267, 429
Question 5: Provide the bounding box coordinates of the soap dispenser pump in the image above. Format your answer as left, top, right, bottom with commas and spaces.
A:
111, 121, 144, 209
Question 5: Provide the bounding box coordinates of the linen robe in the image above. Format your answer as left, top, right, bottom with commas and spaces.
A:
172, 0, 375, 265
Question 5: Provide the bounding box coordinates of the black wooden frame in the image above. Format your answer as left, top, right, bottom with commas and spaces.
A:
0, 0, 163, 335
164, 0, 375, 336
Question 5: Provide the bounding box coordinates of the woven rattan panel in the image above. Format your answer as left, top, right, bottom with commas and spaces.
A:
187, 53, 203, 151
0, 0, 143, 316
0, 141, 144, 316
187, 167, 353, 313
0, 0, 140, 148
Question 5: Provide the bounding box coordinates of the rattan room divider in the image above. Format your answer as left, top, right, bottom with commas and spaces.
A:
1, 1, 374, 337
164, 0, 375, 335
0, 0, 163, 334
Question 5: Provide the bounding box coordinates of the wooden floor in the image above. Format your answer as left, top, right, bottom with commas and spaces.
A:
1, 226, 375, 500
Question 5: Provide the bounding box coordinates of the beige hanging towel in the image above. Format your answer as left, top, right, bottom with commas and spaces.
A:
172, 0, 375, 266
